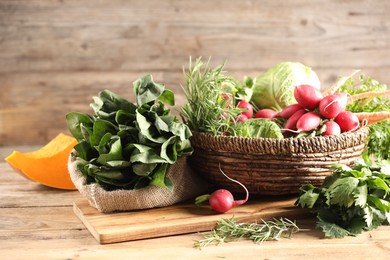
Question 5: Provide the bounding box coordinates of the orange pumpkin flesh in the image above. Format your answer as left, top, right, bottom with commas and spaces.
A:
5, 133, 78, 190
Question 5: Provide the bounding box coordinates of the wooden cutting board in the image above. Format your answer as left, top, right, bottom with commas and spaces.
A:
73, 196, 312, 244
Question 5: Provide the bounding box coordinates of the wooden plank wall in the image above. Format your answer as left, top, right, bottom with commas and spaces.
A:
0, 0, 389, 145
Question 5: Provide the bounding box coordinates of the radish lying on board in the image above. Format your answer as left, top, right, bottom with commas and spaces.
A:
195, 166, 249, 213
209, 188, 248, 213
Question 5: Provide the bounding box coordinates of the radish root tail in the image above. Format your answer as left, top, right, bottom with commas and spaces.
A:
323, 99, 338, 111
218, 164, 249, 202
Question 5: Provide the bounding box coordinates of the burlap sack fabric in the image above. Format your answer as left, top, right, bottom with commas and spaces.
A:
68, 154, 211, 213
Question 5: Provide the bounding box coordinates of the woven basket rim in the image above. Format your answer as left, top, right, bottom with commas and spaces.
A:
190, 126, 369, 155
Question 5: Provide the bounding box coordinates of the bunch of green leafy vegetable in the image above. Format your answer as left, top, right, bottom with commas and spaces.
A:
296, 160, 390, 238
251, 62, 321, 111
66, 75, 193, 191
338, 74, 390, 160
180, 57, 242, 135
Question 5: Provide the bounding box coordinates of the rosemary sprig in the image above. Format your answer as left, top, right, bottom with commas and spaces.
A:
194, 217, 299, 249
180, 57, 241, 135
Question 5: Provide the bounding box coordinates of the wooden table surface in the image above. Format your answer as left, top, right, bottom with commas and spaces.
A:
1, 148, 390, 260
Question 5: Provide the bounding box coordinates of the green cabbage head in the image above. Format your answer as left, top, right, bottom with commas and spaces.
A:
251, 62, 320, 111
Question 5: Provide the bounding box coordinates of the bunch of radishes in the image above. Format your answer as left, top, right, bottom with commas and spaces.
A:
233, 99, 278, 122
256, 84, 360, 136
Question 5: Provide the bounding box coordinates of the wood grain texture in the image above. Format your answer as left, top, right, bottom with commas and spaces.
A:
73, 197, 311, 244
0, 162, 82, 207
1, 158, 390, 259
0, 0, 389, 145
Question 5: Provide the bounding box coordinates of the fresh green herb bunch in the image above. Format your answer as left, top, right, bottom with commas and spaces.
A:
338, 74, 390, 160
194, 217, 299, 249
66, 75, 193, 191
296, 160, 390, 238
363, 121, 390, 161
181, 57, 241, 135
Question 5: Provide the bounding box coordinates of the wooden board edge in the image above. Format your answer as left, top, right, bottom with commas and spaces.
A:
73, 201, 103, 244
97, 218, 216, 244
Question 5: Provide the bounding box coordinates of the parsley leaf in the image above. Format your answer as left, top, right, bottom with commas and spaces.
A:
353, 184, 368, 207
329, 177, 359, 207
316, 218, 351, 238
296, 160, 390, 238
296, 184, 319, 208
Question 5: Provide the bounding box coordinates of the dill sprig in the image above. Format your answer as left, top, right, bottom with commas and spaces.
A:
194, 218, 299, 249
180, 57, 241, 135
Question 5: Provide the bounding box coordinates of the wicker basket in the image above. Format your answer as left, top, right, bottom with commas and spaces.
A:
189, 127, 369, 195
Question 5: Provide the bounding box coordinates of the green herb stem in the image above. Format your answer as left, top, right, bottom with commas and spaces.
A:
181, 57, 240, 135
194, 218, 299, 249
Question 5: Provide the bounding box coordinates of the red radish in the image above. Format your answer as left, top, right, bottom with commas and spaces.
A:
208, 166, 249, 213
274, 103, 304, 119
237, 100, 254, 118
222, 111, 228, 119
294, 84, 323, 110
319, 93, 347, 119
322, 121, 341, 136
209, 190, 240, 213
255, 109, 277, 119
296, 112, 321, 132
282, 109, 306, 133
221, 93, 234, 109
235, 114, 248, 122
335, 111, 360, 132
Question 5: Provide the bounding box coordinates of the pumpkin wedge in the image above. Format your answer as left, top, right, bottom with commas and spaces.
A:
5, 133, 78, 190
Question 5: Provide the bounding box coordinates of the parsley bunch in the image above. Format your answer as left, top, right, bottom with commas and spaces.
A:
296, 160, 390, 238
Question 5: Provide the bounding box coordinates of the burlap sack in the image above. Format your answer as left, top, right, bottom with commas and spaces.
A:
68, 154, 212, 213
